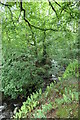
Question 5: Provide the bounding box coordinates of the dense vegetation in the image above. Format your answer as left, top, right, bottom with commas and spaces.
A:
0, 0, 79, 119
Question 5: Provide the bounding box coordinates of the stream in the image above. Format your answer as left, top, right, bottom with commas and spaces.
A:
0, 96, 26, 120
0, 71, 65, 120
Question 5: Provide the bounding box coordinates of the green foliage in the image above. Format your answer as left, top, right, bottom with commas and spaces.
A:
45, 82, 55, 97
63, 60, 79, 79
0, 1, 79, 118
56, 103, 78, 118
13, 77, 78, 118
50, 60, 61, 76
55, 88, 79, 105
1, 1, 79, 99
33, 103, 53, 118
2, 56, 43, 99
14, 82, 55, 118
56, 106, 70, 118
14, 89, 42, 118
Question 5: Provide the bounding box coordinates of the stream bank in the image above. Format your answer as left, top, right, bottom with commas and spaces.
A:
0, 73, 64, 119
0, 94, 27, 119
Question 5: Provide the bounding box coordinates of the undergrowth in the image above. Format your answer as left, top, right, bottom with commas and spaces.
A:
14, 60, 79, 119
14, 78, 79, 118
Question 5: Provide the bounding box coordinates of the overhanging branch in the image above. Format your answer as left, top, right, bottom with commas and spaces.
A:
53, 0, 61, 7
20, 0, 31, 28
0, 2, 15, 26
0, 1, 59, 32
0, 2, 12, 7
20, 0, 58, 32
48, 0, 58, 18
31, 24, 58, 31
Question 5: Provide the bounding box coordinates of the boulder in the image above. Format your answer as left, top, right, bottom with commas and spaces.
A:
0, 106, 5, 113
0, 114, 6, 120
13, 107, 18, 115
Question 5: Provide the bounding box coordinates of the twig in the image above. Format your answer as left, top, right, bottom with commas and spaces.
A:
0, 2, 15, 26
48, 0, 58, 18
0, 2, 12, 7
53, 0, 61, 7
20, 0, 58, 32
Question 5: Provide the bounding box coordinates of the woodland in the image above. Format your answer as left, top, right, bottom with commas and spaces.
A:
0, 0, 80, 119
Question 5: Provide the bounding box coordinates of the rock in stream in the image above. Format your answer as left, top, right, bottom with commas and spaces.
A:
0, 103, 13, 120
0, 102, 21, 120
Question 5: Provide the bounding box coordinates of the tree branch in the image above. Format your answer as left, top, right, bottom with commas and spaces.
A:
0, 1, 59, 32
20, 0, 58, 32
48, 0, 58, 18
20, 0, 31, 28
53, 0, 61, 7
0, 2, 12, 7
60, 3, 75, 19
0, 2, 15, 26
31, 24, 58, 31
53, 1, 76, 19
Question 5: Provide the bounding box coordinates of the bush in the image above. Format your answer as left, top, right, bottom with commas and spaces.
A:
2, 51, 43, 99
14, 89, 42, 118
63, 60, 79, 79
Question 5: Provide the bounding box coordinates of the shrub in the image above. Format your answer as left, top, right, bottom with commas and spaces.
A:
14, 89, 42, 118
63, 60, 79, 79
2, 51, 43, 99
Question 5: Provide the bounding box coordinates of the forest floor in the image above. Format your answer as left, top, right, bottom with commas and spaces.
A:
27, 77, 79, 118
